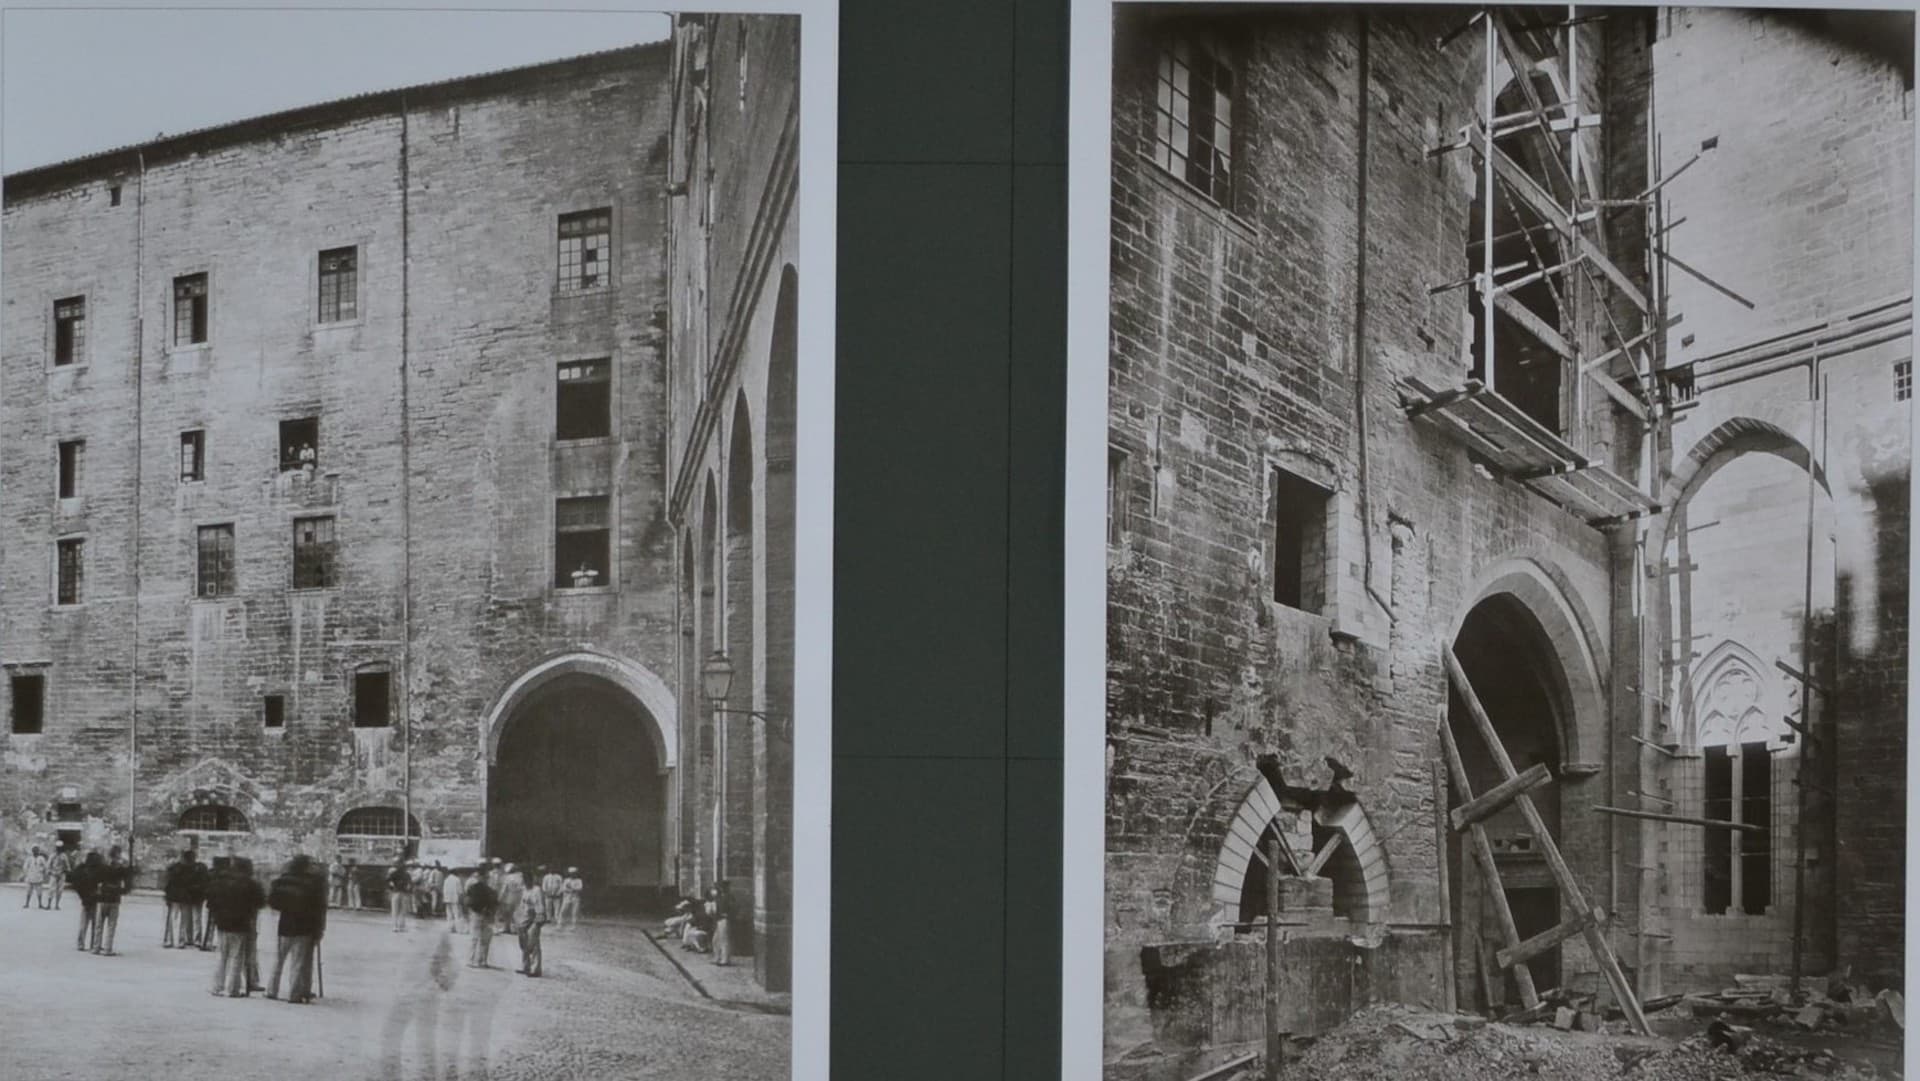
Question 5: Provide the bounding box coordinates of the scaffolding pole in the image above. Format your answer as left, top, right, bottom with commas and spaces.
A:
1788, 365, 1825, 996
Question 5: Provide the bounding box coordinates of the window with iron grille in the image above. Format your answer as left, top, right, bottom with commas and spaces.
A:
197, 524, 235, 598
556, 359, 612, 440
292, 515, 336, 589
54, 297, 85, 366
179, 805, 249, 832
173, 273, 208, 346
9, 673, 45, 734
318, 246, 358, 323
56, 539, 83, 605
557, 208, 612, 292
1897, 360, 1912, 402
57, 440, 83, 499
337, 806, 416, 837
353, 670, 390, 728
180, 430, 205, 482
554, 495, 611, 588
263, 694, 285, 729
1152, 32, 1238, 208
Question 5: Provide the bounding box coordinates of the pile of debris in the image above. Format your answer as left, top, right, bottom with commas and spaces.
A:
1628, 974, 1905, 1039
1252, 1003, 1897, 1081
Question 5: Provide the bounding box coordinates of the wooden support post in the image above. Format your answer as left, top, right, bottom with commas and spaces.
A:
1266, 836, 1284, 1080
1433, 763, 1457, 1014
1439, 718, 1540, 1010
1452, 762, 1554, 831
1497, 912, 1597, 969
1444, 646, 1652, 1035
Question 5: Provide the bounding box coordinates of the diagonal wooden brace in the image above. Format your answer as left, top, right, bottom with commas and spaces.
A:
1497, 911, 1598, 970
1452, 762, 1553, 832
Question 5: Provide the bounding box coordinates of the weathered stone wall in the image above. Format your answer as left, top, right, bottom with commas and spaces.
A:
0, 44, 679, 889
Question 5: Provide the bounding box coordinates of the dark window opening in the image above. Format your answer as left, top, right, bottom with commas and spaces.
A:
555, 496, 611, 589
1703, 745, 1733, 913
292, 515, 337, 589
10, 674, 46, 734
1703, 743, 1770, 915
179, 805, 249, 832
558, 208, 612, 292
1739, 741, 1772, 915
196, 524, 235, 598
109, 185, 122, 207
353, 671, 391, 729
1153, 32, 1237, 208
180, 430, 205, 482
1271, 469, 1330, 612
1108, 449, 1130, 544
56, 539, 83, 605
54, 297, 85, 366
318, 246, 358, 323
337, 806, 417, 838
556, 359, 612, 440
264, 695, 286, 730
1897, 360, 1911, 402
54, 801, 82, 823
57, 440, 83, 499
173, 273, 208, 346
279, 417, 319, 473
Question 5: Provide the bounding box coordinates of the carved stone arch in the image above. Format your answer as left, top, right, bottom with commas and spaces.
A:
1645, 416, 1829, 564
1208, 776, 1391, 927
1685, 639, 1788, 751
482, 650, 678, 770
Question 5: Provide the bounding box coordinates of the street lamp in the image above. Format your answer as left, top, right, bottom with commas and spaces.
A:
701, 650, 792, 742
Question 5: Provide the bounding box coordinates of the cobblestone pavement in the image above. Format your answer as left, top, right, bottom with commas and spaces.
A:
0, 885, 789, 1081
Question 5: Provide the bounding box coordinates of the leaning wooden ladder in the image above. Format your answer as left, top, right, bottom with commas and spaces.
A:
1438, 646, 1651, 1035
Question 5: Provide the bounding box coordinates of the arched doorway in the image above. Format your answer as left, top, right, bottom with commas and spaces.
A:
1449, 592, 1570, 1004
485, 658, 675, 912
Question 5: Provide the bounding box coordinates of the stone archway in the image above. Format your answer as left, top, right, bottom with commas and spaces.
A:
1209, 775, 1391, 928
482, 651, 677, 911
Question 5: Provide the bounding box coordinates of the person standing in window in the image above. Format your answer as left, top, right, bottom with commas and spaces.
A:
21, 846, 49, 909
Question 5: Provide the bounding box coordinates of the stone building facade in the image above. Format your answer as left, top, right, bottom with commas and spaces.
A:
1103, 7, 1909, 1077
664, 13, 800, 992
0, 42, 701, 912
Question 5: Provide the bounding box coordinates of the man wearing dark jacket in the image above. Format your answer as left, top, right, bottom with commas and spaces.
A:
91, 846, 133, 955
266, 855, 326, 1003
69, 850, 102, 951
463, 874, 498, 968
190, 855, 216, 949
163, 851, 195, 948
208, 862, 265, 996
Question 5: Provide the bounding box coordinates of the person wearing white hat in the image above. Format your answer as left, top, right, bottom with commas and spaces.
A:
558, 868, 583, 930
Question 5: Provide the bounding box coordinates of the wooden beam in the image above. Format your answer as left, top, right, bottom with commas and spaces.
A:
1497, 912, 1597, 970
1587, 365, 1650, 421
1303, 834, 1343, 878
1439, 717, 1541, 1010
1451, 762, 1553, 832
1483, 137, 1649, 311
1492, 292, 1573, 359
1592, 805, 1767, 833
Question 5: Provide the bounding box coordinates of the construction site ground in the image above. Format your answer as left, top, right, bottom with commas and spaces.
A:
1262, 1003, 1903, 1081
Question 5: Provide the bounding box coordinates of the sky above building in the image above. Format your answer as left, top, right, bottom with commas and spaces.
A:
2, 7, 671, 173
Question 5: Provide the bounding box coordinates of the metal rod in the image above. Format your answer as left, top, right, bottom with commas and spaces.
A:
1482, 11, 1496, 393
1788, 366, 1821, 996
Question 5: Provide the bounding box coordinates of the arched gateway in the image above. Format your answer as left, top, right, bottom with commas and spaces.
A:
482, 651, 678, 911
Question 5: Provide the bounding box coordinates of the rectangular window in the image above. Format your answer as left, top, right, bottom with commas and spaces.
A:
57, 440, 83, 499
1107, 449, 1129, 544
554, 495, 611, 588
180, 430, 205, 482
54, 297, 86, 366
1271, 469, 1330, 612
1897, 359, 1912, 402
263, 695, 285, 730
9, 674, 45, 734
1154, 34, 1237, 208
556, 359, 612, 440
173, 273, 208, 346
1738, 741, 1772, 915
279, 417, 319, 473
318, 246, 358, 323
1703, 745, 1733, 914
196, 524, 235, 598
557, 208, 612, 292
56, 539, 83, 605
292, 515, 337, 589
353, 671, 390, 728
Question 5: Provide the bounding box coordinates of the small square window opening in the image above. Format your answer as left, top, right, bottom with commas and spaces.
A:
54, 297, 86, 366
292, 515, 337, 589
10, 673, 46, 734
264, 695, 286, 729
1896, 359, 1911, 402
556, 359, 612, 440
56, 538, 84, 605
1271, 469, 1330, 613
318, 246, 358, 323
279, 417, 319, 473
57, 440, 84, 499
557, 208, 612, 292
173, 273, 208, 346
109, 185, 122, 207
197, 524, 236, 598
180, 430, 205, 482
353, 671, 391, 728
554, 495, 611, 588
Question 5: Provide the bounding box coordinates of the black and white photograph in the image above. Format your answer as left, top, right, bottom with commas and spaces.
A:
0, 4, 835, 1079
1065, 4, 1914, 1079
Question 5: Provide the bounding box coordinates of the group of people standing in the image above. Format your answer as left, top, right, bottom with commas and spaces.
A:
663, 881, 737, 967
27, 844, 137, 955
162, 849, 329, 1002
